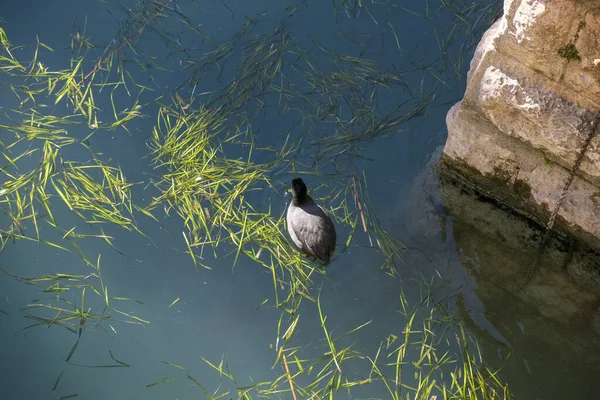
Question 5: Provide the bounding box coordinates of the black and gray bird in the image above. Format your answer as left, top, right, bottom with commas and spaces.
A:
286, 178, 336, 264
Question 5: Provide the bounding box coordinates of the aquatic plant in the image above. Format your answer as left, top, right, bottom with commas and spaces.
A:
2, 253, 145, 374
142, 287, 510, 399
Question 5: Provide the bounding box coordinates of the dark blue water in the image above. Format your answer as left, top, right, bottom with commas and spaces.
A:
2, 0, 599, 399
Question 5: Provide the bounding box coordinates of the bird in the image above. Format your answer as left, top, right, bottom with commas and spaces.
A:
286, 177, 337, 264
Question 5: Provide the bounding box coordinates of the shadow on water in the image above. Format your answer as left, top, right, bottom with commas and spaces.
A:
396, 150, 600, 399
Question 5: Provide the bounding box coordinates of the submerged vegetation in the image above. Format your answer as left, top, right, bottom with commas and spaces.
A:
0, 0, 507, 398
143, 290, 510, 399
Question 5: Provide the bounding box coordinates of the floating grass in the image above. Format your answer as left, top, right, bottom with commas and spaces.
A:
0, 20, 150, 252
52, 370, 65, 392
3, 251, 147, 369
145, 376, 177, 388
150, 286, 509, 399
145, 100, 326, 312
50, 161, 139, 231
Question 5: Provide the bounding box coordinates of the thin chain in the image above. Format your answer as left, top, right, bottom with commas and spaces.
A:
518, 114, 600, 290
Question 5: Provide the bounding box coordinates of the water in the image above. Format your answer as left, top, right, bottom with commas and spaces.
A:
1, 0, 599, 399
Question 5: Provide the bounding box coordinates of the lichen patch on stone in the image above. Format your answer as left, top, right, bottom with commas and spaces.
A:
480, 66, 541, 112
513, 0, 546, 44
481, 66, 519, 97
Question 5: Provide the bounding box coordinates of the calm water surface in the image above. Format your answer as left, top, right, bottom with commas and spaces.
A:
1, 1, 599, 399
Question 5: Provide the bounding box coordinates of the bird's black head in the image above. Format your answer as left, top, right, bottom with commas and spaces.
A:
291, 177, 308, 203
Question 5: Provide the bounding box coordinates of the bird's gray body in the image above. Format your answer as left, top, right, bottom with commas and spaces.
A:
287, 195, 336, 264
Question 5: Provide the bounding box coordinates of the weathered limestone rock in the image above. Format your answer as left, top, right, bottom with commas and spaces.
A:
443, 0, 600, 252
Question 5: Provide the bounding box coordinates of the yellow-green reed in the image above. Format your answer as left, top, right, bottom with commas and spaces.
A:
143, 286, 509, 399
3, 252, 146, 367
146, 101, 322, 312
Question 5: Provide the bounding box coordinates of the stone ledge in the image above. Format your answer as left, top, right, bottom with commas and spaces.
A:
444, 102, 600, 250
462, 26, 600, 185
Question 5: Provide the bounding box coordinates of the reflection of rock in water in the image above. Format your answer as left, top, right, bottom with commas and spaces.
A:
438, 157, 600, 399
389, 149, 600, 399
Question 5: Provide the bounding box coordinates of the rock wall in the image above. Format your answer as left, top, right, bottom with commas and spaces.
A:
442, 0, 600, 249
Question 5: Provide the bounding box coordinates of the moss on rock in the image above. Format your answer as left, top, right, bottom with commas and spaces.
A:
557, 43, 581, 61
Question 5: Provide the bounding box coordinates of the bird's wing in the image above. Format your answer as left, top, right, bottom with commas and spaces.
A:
290, 208, 320, 258
291, 205, 336, 261
317, 205, 337, 256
